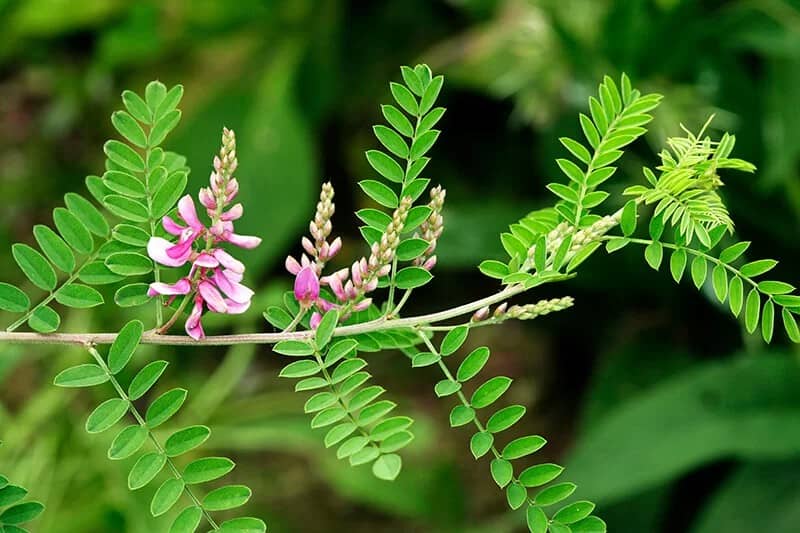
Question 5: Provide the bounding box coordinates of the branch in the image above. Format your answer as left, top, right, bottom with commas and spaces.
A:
0, 285, 524, 347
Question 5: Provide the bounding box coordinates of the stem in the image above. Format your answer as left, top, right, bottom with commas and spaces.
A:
86, 345, 219, 529
6, 248, 103, 332
141, 141, 164, 328
0, 285, 525, 346
282, 308, 307, 333
391, 289, 413, 317
156, 293, 195, 335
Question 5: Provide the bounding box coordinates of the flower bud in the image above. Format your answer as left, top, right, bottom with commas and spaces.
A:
294, 266, 320, 307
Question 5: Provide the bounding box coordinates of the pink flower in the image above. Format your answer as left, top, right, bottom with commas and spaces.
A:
294, 266, 320, 308
146, 130, 260, 340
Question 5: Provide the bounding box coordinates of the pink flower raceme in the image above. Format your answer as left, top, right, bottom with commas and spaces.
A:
147, 128, 261, 340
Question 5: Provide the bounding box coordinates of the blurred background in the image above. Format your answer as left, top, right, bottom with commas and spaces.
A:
2, 0, 800, 531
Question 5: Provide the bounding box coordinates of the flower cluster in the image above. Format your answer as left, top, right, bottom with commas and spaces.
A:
285, 182, 414, 328
414, 185, 445, 271
147, 128, 261, 339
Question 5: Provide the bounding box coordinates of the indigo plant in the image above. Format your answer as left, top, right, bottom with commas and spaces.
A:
0, 64, 795, 533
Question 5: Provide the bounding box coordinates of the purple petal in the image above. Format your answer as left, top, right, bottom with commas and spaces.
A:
226, 232, 262, 249
148, 237, 190, 267
193, 252, 219, 269
147, 278, 192, 297
214, 249, 245, 273
224, 298, 250, 314
162, 216, 185, 236
185, 298, 205, 340
198, 280, 227, 313
310, 312, 323, 329
178, 195, 204, 230
294, 266, 320, 304
213, 269, 254, 304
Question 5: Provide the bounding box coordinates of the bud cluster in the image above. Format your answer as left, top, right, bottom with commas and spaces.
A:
569, 214, 619, 252
414, 186, 445, 271
471, 297, 573, 323
301, 182, 342, 269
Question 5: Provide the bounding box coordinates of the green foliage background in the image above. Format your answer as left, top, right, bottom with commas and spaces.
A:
1, 0, 800, 531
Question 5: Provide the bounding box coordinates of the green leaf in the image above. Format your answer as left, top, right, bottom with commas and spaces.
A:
149, 109, 181, 146
331, 359, 367, 384
457, 347, 490, 382
53, 207, 93, 254
108, 425, 148, 460
145, 81, 167, 111
619, 201, 637, 236
115, 283, 151, 307
470, 431, 494, 459
527, 506, 549, 533
0, 283, 30, 313
279, 360, 321, 378
502, 435, 547, 460
183, 457, 235, 484
409, 130, 439, 160
108, 320, 144, 374
305, 392, 338, 413
535, 482, 577, 507
419, 75, 443, 115
154, 85, 183, 120
519, 463, 564, 487
691, 256, 708, 288
315, 310, 339, 349
151, 478, 184, 517
219, 517, 267, 532
389, 82, 418, 115
28, 305, 60, 333
104, 140, 145, 173
112, 110, 147, 147
434, 379, 461, 397
560, 137, 591, 165
359, 179, 399, 208
273, 340, 314, 357
358, 400, 396, 425
556, 159, 585, 184
128, 452, 166, 490
670, 249, 687, 282
373, 125, 409, 158
105, 251, 153, 276
12, 243, 57, 291
86, 398, 129, 434
55, 283, 104, 308
122, 90, 152, 124
337, 436, 368, 459
441, 326, 469, 356
762, 299, 775, 343
324, 339, 359, 366
449, 405, 475, 427
33, 224, 75, 272
712, 265, 728, 302
381, 104, 414, 136
554, 501, 596, 525
203, 485, 251, 511
151, 171, 188, 218
719, 241, 750, 263
486, 405, 526, 433
740, 259, 778, 278
145, 388, 187, 428
0, 501, 44, 525
783, 308, 800, 343
170, 505, 202, 533
79, 261, 125, 285
471, 376, 512, 408
54, 364, 108, 388
0, 485, 27, 506
490, 458, 513, 488
396, 238, 430, 261
644, 241, 663, 270
324, 423, 357, 448
395, 266, 433, 289
366, 150, 404, 183
729, 276, 744, 317
400, 66, 424, 95
104, 170, 146, 198
758, 280, 795, 294
745, 289, 760, 334
418, 107, 445, 135
507, 482, 528, 510
412, 351, 440, 367
349, 447, 381, 466
65, 194, 107, 238
103, 195, 149, 222
479, 260, 509, 279
165, 426, 211, 457
372, 454, 403, 481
